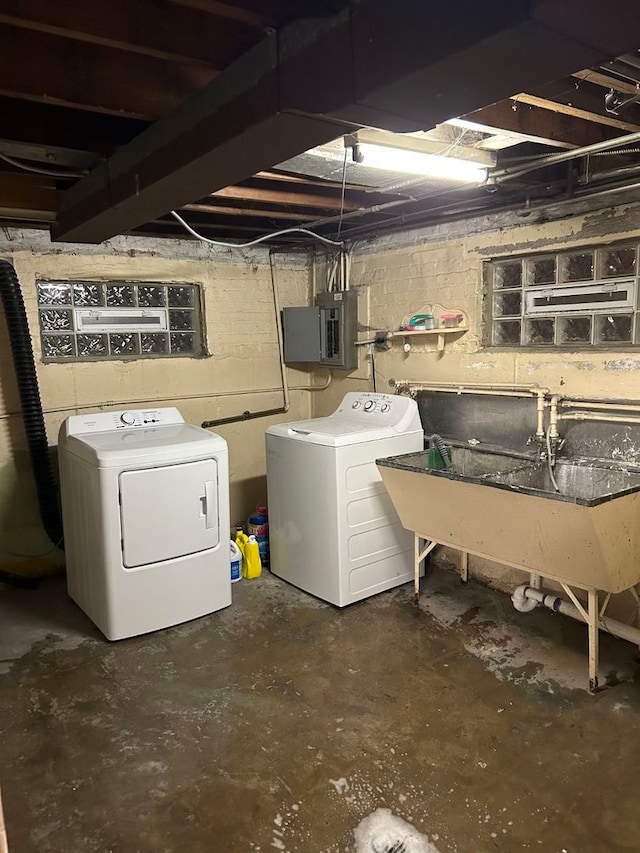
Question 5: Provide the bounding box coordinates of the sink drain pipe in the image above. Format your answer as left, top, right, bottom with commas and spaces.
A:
512, 584, 640, 647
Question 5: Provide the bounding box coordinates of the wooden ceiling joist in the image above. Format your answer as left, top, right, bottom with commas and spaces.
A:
0, 0, 257, 68
182, 202, 319, 221
54, 0, 640, 243
0, 25, 215, 119
0, 97, 147, 152
164, 0, 345, 30
513, 93, 640, 133
0, 172, 57, 220
463, 99, 620, 149
573, 69, 640, 97
210, 185, 360, 211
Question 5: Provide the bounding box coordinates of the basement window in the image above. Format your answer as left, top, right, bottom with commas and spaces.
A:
486, 242, 639, 349
37, 281, 204, 361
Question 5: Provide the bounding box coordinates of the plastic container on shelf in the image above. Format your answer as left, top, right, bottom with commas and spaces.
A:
230, 540, 242, 583
408, 313, 434, 330
441, 312, 464, 328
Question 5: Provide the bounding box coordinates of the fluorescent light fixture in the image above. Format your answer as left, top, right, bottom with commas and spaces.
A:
356, 142, 488, 183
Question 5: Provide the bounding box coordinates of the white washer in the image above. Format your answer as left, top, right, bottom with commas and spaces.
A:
59, 407, 231, 640
266, 392, 423, 606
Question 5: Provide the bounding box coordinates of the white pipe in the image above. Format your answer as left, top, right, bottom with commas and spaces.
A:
512, 574, 539, 612
559, 400, 640, 413
294, 372, 332, 392
269, 252, 290, 415
392, 380, 547, 392
536, 391, 545, 442
512, 585, 640, 647
548, 394, 560, 442
558, 411, 640, 425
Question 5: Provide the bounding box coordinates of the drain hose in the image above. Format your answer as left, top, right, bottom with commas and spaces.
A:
0, 260, 64, 558
428, 433, 452, 469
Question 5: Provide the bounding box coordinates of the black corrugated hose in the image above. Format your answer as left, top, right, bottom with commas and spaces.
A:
0, 260, 64, 587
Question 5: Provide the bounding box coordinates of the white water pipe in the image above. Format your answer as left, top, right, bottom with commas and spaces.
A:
512, 585, 640, 648
391, 380, 547, 392
559, 400, 640, 413
558, 411, 640, 426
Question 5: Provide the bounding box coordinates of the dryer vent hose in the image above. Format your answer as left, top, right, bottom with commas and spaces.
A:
0, 260, 64, 562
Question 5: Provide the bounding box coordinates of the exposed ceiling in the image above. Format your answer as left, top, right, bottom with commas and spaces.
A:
1, 1, 640, 246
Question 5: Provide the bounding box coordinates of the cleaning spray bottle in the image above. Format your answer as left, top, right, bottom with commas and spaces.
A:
243, 535, 262, 579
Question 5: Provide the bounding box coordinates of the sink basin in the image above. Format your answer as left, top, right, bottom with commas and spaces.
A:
376, 447, 640, 592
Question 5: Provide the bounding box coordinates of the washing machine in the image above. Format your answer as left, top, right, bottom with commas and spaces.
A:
266, 392, 423, 606
59, 407, 231, 640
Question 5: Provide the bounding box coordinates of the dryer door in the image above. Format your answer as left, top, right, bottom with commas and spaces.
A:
119, 459, 219, 568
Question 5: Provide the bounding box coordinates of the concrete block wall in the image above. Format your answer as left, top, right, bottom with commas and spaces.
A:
312, 199, 640, 596
0, 229, 313, 567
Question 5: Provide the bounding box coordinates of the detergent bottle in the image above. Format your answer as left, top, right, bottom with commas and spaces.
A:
235, 529, 249, 574
243, 535, 262, 579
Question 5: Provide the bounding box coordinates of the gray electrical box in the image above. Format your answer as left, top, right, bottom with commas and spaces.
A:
282, 290, 358, 370
282, 306, 321, 363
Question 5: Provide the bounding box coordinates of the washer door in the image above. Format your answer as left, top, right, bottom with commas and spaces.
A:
119, 459, 219, 568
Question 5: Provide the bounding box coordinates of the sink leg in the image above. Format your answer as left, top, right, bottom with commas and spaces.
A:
414, 533, 421, 602
587, 588, 600, 693
460, 551, 468, 584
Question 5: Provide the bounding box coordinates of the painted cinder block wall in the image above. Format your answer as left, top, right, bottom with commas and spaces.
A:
312, 199, 640, 593
0, 230, 313, 565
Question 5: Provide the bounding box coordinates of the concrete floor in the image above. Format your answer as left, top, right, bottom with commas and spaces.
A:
2, 563, 640, 853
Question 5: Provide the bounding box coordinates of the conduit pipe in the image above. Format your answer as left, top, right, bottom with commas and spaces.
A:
390, 380, 548, 442
491, 130, 640, 184
512, 585, 640, 649
201, 250, 290, 429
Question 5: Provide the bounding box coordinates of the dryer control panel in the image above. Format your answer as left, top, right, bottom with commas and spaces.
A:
333, 392, 421, 433
64, 407, 185, 435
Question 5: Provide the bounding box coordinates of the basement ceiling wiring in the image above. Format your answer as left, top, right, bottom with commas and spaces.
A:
170, 210, 344, 248
0, 151, 85, 179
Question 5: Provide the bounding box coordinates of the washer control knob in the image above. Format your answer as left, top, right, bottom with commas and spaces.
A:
364, 400, 376, 412
352, 400, 361, 409
120, 411, 136, 426
380, 403, 390, 413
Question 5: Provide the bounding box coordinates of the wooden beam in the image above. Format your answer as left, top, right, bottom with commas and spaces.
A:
0, 25, 215, 120
210, 185, 359, 210
573, 69, 640, 97
462, 99, 620, 149
55, 0, 640, 242
182, 203, 318, 221
0, 0, 258, 68
513, 93, 640, 132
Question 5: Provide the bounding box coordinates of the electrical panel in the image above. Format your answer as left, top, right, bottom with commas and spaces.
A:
316, 291, 358, 370
282, 290, 358, 371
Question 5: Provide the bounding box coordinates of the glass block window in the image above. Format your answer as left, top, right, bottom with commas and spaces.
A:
37, 281, 203, 362
486, 242, 640, 348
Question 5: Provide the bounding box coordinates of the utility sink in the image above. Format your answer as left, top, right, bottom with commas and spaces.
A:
377, 447, 640, 593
